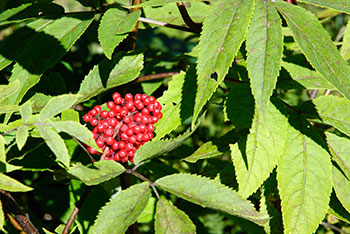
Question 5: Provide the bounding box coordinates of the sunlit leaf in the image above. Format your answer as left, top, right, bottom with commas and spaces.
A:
298, 0, 350, 14
16, 126, 28, 150
39, 94, 79, 121
0, 173, 32, 192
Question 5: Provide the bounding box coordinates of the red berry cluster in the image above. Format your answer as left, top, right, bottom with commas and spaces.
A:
83, 92, 162, 163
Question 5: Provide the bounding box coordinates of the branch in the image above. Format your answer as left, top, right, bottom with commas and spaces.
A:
62, 186, 92, 234
139, 17, 199, 33
135, 72, 180, 82
176, 2, 202, 33
126, 169, 160, 199
0, 190, 39, 234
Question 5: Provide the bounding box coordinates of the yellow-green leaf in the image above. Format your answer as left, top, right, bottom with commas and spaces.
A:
39, 94, 79, 121
0, 173, 32, 192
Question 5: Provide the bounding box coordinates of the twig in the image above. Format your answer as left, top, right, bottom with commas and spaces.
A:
324, 89, 332, 96
1, 122, 51, 136
139, 17, 198, 33
0, 190, 39, 234
309, 89, 318, 100
320, 221, 346, 234
72, 138, 96, 164
176, 2, 202, 33
3, 206, 27, 234
62, 186, 92, 234
126, 169, 160, 199
135, 72, 180, 82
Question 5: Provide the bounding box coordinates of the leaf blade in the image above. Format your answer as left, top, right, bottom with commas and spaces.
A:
0, 173, 32, 192
39, 94, 79, 121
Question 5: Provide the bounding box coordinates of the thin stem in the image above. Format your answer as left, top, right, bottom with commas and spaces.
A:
0, 190, 39, 234
176, 2, 202, 33
135, 72, 180, 82
320, 221, 346, 234
126, 169, 160, 199
3, 206, 27, 234
324, 89, 332, 96
139, 17, 198, 33
62, 186, 92, 234
130, 161, 145, 172
309, 89, 318, 100
1, 122, 51, 136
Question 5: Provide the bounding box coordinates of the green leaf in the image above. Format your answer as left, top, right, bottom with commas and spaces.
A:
341, 19, 350, 61
92, 182, 151, 234
0, 200, 3, 231
333, 164, 350, 214
0, 135, 5, 162
327, 132, 350, 180
134, 114, 204, 164
247, 0, 283, 118
0, 173, 32, 192
0, 105, 20, 113
231, 101, 289, 198
39, 94, 79, 121
193, 0, 254, 126
281, 61, 334, 90
137, 197, 156, 223
51, 121, 101, 152
277, 119, 332, 234
155, 198, 196, 234
98, 8, 140, 59
16, 126, 28, 150
128, 0, 208, 7
184, 141, 222, 163
61, 109, 79, 122
38, 125, 70, 167
154, 67, 196, 140
156, 174, 269, 226
20, 101, 32, 123
224, 83, 255, 129
29, 93, 52, 113
297, 0, 350, 14
329, 191, 350, 223
313, 95, 350, 137
68, 161, 125, 186
78, 53, 144, 103
272, 0, 350, 100
0, 80, 20, 103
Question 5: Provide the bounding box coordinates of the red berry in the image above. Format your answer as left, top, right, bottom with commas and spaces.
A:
149, 96, 156, 103
114, 97, 124, 104
119, 141, 126, 149
107, 101, 115, 109
100, 110, 108, 118
120, 124, 128, 132
83, 114, 92, 122
136, 133, 143, 142
108, 110, 116, 118
87, 147, 97, 154
105, 137, 115, 145
139, 124, 146, 133
89, 109, 98, 117
94, 105, 102, 113
129, 136, 137, 144
147, 124, 155, 132
112, 92, 121, 99
125, 101, 134, 110
90, 118, 99, 126
97, 124, 106, 133
126, 128, 134, 136
125, 93, 133, 101
105, 127, 114, 137
123, 116, 132, 124
134, 93, 142, 100
121, 133, 129, 141
108, 118, 118, 127
96, 139, 104, 147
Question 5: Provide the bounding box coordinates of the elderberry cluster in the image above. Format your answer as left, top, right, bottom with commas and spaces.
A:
83, 92, 162, 163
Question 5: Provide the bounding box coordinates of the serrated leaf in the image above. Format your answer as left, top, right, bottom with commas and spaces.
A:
29, 93, 52, 113
128, 0, 207, 7
92, 182, 151, 234
272, 0, 350, 100
61, 109, 79, 122
247, 0, 283, 118
0, 173, 32, 192
281, 61, 334, 89
297, 0, 350, 14
156, 174, 269, 226
155, 198, 196, 234
38, 125, 70, 167
277, 119, 332, 234
68, 161, 125, 186
327, 132, 350, 180
51, 121, 101, 152
193, 0, 254, 126
0, 105, 20, 113
231, 101, 289, 198
39, 94, 79, 121
184, 141, 222, 163
20, 101, 32, 123
154, 67, 196, 140
134, 114, 204, 164
0, 80, 20, 103
341, 19, 350, 61
99, 8, 140, 59
78, 53, 144, 103
313, 95, 350, 137
0, 135, 5, 162
224, 83, 255, 129
3, 13, 93, 122
16, 126, 28, 150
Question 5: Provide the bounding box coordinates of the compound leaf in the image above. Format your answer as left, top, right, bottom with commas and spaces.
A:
247, 0, 283, 118
38, 125, 70, 167
39, 94, 79, 121
277, 119, 332, 234
68, 161, 125, 186
93, 182, 151, 234
231, 101, 289, 198
98, 8, 140, 59
272, 0, 350, 100
155, 198, 196, 234
156, 173, 269, 226
193, 0, 254, 126
0, 173, 32, 192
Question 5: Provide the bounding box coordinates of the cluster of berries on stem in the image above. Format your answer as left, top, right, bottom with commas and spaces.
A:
83, 92, 162, 163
